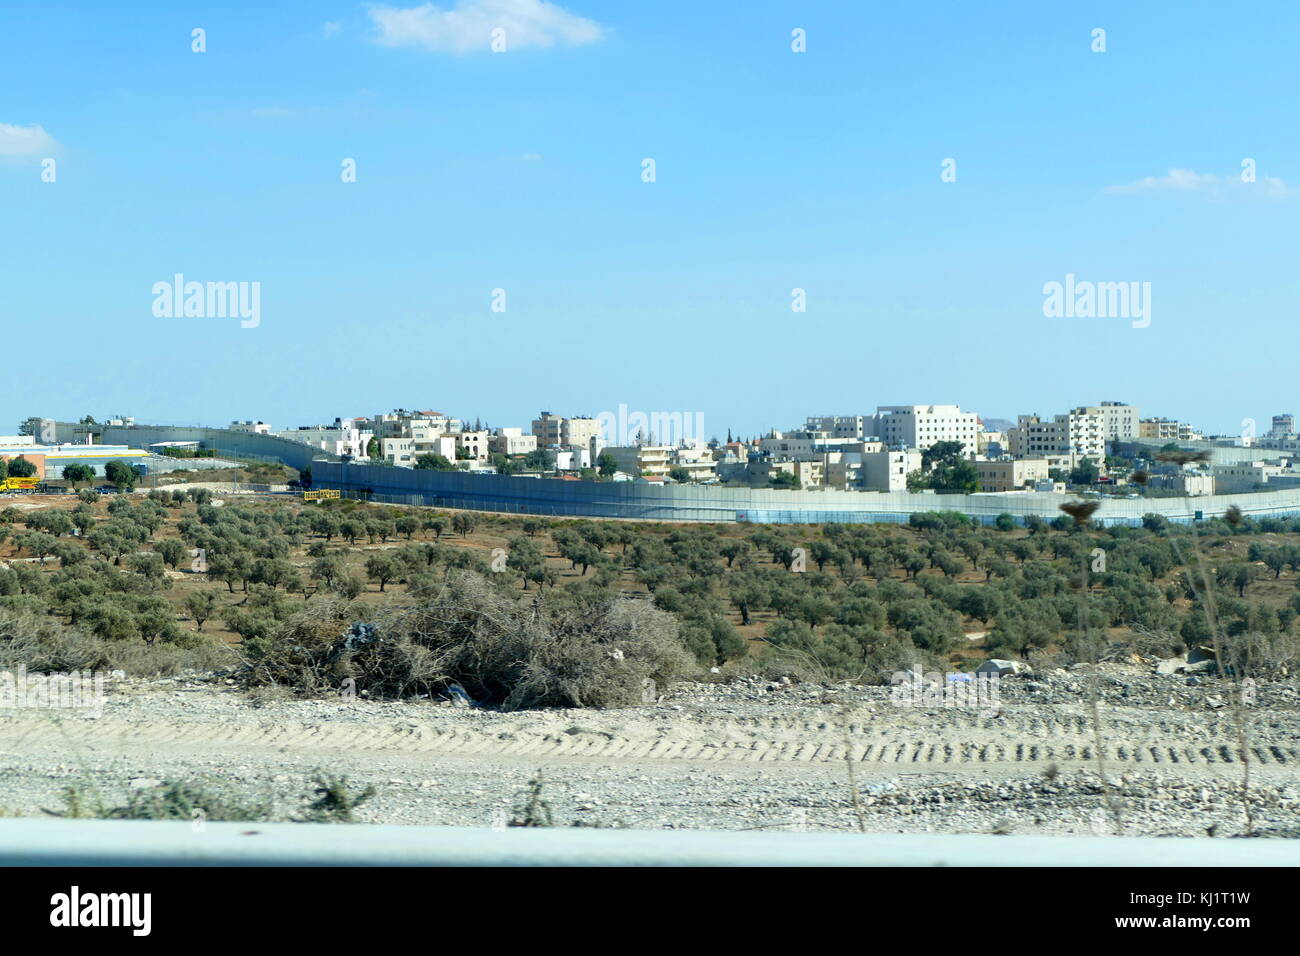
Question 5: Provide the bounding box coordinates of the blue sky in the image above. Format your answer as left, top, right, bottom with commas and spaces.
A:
2, 0, 1297, 440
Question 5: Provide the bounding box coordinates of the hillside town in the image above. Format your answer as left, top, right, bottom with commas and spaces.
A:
7, 402, 1300, 500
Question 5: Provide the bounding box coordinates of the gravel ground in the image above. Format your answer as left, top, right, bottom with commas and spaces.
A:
1, 664, 1296, 837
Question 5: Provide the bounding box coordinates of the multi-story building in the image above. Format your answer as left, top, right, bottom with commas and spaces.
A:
554, 449, 592, 471
490, 427, 538, 456
604, 445, 673, 478
1139, 418, 1203, 442
456, 430, 490, 462
380, 437, 415, 466
668, 457, 718, 482
382, 433, 459, 466
803, 415, 872, 440
1079, 402, 1139, 441
531, 411, 604, 457
823, 457, 861, 490
1270, 414, 1295, 438
758, 434, 855, 458
562, 416, 604, 454
372, 410, 458, 440
274, 419, 372, 460
1008, 410, 1104, 464
749, 458, 823, 488
860, 449, 922, 492
875, 405, 980, 454
531, 411, 565, 447
669, 443, 718, 482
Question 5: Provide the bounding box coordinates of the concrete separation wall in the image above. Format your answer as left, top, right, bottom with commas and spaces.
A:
310, 461, 1300, 526
53, 422, 340, 472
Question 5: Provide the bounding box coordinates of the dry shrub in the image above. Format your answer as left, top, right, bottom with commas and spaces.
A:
0, 609, 236, 677
240, 571, 699, 709
110, 638, 237, 677
0, 609, 112, 673
238, 597, 364, 695
1224, 631, 1300, 679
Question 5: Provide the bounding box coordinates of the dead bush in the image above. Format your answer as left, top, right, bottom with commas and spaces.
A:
0, 609, 112, 673
1223, 631, 1300, 679
0, 609, 236, 677
239, 571, 699, 709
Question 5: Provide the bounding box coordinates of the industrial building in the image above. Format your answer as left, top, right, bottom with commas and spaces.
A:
0, 442, 147, 479
0, 436, 237, 479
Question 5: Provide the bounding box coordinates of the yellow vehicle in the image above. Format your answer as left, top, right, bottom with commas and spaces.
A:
0, 476, 41, 493
303, 488, 341, 501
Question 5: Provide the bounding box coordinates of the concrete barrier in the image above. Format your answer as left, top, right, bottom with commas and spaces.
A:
1, 821, 1296, 866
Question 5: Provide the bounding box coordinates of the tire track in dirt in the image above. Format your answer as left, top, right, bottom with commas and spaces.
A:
3, 713, 1292, 766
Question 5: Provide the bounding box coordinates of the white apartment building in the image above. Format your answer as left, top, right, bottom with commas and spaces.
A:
748, 459, 823, 488
456, 430, 490, 462
860, 449, 922, 492
605, 445, 673, 478
382, 434, 458, 466
554, 449, 592, 471
669, 442, 718, 482
373, 410, 459, 440
803, 416, 872, 440
381, 437, 415, 466
758, 435, 858, 458
420, 435, 459, 462
275, 419, 372, 459
490, 427, 538, 456
409, 422, 453, 447
1079, 402, 1139, 440
876, 405, 980, 454
532, 411, 606, 457
563, 416, 604, 451
1008, 410, 1105, 464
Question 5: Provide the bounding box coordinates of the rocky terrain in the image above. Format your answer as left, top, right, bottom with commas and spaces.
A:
1, 663, 1296, 837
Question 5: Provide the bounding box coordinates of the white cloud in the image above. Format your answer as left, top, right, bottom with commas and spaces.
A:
1106, 167, 1290, 199
323, 21, 342, 36
368, 0, 602, 54
0, 123, 58, 157
520, 151, 542, 160
1106, 168, 1218, 194
1256, 175, 1291, 199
